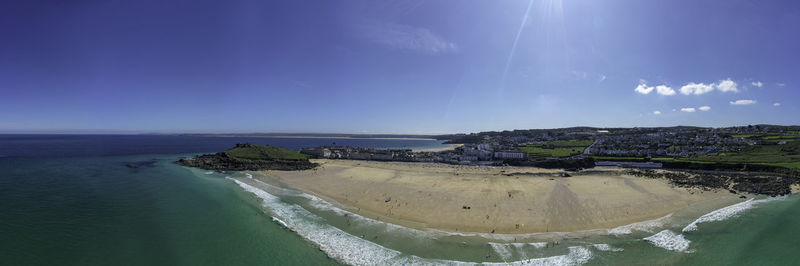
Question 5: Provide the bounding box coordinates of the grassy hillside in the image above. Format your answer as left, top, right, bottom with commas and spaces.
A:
520, 139, 593, 159
685, 136, 800, 168
595, 133, 800, 169
224, 144, 310, 160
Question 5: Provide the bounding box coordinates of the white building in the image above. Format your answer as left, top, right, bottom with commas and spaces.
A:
493, 151, 526, 160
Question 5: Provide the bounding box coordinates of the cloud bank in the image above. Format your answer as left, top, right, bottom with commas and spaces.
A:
627, 78, 738, 96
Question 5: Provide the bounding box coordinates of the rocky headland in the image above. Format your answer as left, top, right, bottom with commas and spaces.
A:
626, 169, 793, 196
178, 143, 317, 171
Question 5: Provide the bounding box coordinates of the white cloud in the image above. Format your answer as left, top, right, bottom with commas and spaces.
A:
656, 85, 675, 96
678, 79, 739, 95
730, 99, 757, 105
680, 82, 715, 95
599, 74, 607, 82
774, 102, 781, 107
751, 81, 763, 87
716, 79, 739, 93
358, 21, 457, 55
777, 83, 786, 87
635, 81, 675, 95
634, 83, 654, 94
698, 106, 711, 111
681, 107, 696, 113
653, 110, 661, 115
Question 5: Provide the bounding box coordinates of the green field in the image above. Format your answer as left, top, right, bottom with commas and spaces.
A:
520, 139, 593, 159
730, 134, 760, 138
224, 144, 310, 160
684, 134, 800, 169
591, 156, 647, 160
589, 132, 800, 169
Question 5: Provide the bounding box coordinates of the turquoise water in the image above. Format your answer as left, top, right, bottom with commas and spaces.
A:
0, 155, 338, 265
1, 135, 798, 265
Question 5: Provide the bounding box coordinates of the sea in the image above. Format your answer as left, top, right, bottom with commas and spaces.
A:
1, 134, 798, 265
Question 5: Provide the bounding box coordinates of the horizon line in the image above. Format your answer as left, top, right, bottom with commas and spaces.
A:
1, 123, 798, 136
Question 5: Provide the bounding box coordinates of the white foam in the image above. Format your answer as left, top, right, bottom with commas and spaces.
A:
244, 173, 253, 179
528, 242, 548, 249
488, 246, 592, 266
489, 242, 514, 260
232, 178, 595, 266
204, 171, 214, 175
608, 213, 672, 236
643, 230, 691, 252
591, 244, 623, 252
233, 179, 412, 265
683, 196, 785, 232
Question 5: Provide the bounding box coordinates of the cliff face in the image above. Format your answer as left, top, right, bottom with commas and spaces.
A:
179, 152, 317, 171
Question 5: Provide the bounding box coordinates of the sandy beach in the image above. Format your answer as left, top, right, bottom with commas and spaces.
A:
258, 159, 737, 234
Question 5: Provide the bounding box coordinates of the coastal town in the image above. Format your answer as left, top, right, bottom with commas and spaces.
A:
300, 125, 800, 171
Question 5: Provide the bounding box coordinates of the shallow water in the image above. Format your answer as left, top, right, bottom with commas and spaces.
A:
1, 135, 798, 265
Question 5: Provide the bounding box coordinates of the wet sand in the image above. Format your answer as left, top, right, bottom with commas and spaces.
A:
258, 160, 735, 234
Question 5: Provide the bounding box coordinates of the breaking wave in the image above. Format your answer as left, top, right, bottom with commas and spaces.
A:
488, 242, 514, 261
608, 214, 672, 236
683, 196, 786, 232
643, 230, 691, 253
271, 217, 289, 228
591, 244, 623, 252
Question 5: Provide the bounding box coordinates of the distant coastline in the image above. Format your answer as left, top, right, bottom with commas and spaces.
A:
181, 133, 439, 140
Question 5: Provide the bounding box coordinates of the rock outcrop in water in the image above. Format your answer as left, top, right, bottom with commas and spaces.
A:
178, 143, 317, 171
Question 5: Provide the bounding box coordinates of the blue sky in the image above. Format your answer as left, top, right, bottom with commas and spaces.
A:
1, 0, 798, 134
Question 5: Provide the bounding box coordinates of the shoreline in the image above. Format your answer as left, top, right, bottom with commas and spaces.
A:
257, 159, 741, 235
249, 171, 744, 241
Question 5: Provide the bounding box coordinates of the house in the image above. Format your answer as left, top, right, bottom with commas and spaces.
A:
300, 147, 331, 158
370, 152, 394, 161
493, 151, 527, 160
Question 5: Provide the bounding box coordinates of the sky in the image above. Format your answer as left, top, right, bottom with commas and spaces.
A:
1, 0, 798, 134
